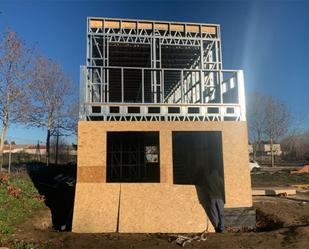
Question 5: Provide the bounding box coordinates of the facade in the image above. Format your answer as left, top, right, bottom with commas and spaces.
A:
72, 17, 253, 233
249, 142, 282, 157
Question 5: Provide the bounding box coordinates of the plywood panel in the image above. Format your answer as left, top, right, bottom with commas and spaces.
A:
119, 184, 214, 233
122, 21, 136, 29
202, 26, 217, 34
221, 122, 252, 207
89, 18, 218, 35
72, 183, 120, 233
160, 130, 173, 184
77, 123, 106, 168
89, 20, 103, 28
105, 20, 120, 29
77, 166, 105, 183
154, 23, 169, 30
171, 24, 184, 32
186, 25, 200, 33
77, 121, 252, 208
137, 22, 153, 30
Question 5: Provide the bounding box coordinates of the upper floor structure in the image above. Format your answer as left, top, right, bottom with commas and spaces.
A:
80, 17, 246, 122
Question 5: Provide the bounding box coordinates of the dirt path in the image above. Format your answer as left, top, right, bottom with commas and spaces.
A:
12, 198, 309, 249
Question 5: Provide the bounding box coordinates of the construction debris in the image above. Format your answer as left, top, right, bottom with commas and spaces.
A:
169, 230, 208, 247
291, 165, 309, 174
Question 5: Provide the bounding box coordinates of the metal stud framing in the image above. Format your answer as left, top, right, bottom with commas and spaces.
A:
81, 17, 246, 121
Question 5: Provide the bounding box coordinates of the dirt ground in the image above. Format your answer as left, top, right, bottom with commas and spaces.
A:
10, 196, 309, 249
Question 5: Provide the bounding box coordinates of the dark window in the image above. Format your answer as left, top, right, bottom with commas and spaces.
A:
107, 132, 160, 182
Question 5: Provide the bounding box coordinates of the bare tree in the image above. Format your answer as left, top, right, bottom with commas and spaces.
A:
0, 29, 31, 170
281, 131, 309, 161
247, 91, 267, 159
22, 55, 73, 166
264, 96, 292, 167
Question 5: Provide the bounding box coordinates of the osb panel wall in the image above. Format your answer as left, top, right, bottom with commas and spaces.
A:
72, 183, 120, 233
119, 184, 215, 233
221, 122, 252, 207
73, 121, 252, 232
77, 121, 251, 206
73, 183, 215, 233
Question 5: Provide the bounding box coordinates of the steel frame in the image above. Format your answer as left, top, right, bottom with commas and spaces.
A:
80, 17, 246, 122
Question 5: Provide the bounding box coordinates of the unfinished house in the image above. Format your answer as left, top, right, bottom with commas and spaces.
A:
72, 17, 254, 233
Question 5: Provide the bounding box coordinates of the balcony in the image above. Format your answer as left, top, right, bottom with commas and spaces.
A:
80, 66, 246, 121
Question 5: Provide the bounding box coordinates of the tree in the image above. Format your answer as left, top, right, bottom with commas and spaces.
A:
264, 96, 292, 167
247, 91, 267, 159
281, 131, 309, 161
0, 29, 31, 170
22, 55, 74, 166
247, 92, 293, 166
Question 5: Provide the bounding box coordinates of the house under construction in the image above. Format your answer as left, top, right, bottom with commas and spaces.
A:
72, 17, 254, 233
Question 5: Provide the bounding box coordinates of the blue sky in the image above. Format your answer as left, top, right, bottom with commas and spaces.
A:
1, 0, 309, 144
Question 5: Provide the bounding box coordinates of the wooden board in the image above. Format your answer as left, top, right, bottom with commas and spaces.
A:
202, 26, 217, 34
89, 18, 217, 34
89, 19, 103, 28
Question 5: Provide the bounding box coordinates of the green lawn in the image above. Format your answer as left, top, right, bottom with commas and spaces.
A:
0, 172, 46, 248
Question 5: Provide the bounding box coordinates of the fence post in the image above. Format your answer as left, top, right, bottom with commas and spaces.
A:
8, 139, 12, 174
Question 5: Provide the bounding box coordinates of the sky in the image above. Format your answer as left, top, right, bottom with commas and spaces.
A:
1, 0, 309, 144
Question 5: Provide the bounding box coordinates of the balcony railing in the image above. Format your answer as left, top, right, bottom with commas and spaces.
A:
79, 66, 246, 122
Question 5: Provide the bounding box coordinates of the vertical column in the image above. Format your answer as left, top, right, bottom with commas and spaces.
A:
181, 70, 184, 103
121, 68, 124, 102
79, 66, 87, 120
237, 70, 246, 121
151, 36, 157, 103
200, 40, 204, 103
159, 130, 173, 184
106, 40, 110, 103
142, 69, 145, 103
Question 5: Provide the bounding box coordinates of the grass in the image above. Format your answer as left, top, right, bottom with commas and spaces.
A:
0, 172, 45, 236
251, 170, 309, 187
6, 240, 57, 249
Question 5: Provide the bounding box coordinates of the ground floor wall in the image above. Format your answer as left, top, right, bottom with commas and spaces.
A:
72, 121, 252, 233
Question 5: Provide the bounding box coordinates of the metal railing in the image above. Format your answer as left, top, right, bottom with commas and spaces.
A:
80, 66, 246, 121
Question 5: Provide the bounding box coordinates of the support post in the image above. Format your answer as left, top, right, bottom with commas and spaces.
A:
181, 70, 184, 103
8, 139, 11, 174
121, 68, 124, 102
200, 40, 204, 103
237, 70, 246, 121
142, 69, 145, 103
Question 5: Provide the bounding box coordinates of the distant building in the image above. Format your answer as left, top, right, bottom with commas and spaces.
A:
263, 143, 282, 156
2, 144, 46, 154
2, 144, 77, 156
249, 141, 282, 156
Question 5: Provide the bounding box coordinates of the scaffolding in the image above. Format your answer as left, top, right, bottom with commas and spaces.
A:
80, 17, 246, 121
